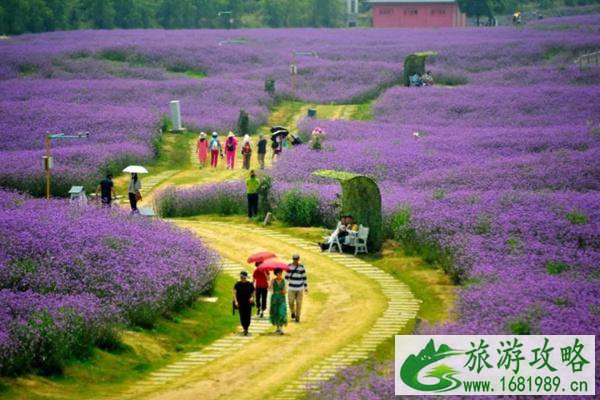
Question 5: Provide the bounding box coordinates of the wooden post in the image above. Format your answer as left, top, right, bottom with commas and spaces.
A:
291, 52, 297, 95
45, 134, 51, 199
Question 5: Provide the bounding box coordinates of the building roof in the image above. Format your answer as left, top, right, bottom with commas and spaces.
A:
367, 0, 455, 3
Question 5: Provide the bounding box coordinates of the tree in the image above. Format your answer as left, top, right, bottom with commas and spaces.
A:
81, 0, 116, 29
309, 0, 342, 27
457, 0, 494, 26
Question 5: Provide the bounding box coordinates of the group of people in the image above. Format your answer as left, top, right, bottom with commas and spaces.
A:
233, 254, 308, 336
318, 215, 359, 252
409, 70, 434, 87
95, 172, 142, 214
196, 132, 270, 170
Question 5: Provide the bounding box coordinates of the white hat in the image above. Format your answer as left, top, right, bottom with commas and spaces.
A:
212, 132, 218, 137
243, 134, 251, 144
228, 131, 235, 138
200, 132, 207, 139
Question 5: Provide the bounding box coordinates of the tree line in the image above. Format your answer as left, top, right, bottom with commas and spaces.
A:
0, 0, 345, 35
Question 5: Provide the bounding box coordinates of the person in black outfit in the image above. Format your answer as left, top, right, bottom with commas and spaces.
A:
257, 134, 267, 170
96, 173, 115, 207
233, 271, 255, 336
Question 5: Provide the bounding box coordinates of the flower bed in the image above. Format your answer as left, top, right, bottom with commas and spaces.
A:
0, 190, 217, 375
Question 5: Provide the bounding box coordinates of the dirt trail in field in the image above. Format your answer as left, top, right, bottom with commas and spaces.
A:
121, 218, 418, 400
120, 102, 420, 400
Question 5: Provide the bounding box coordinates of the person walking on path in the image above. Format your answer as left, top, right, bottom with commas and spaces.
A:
96, 173, 115, 207
246, 170, 260, 219
209, 132, 222, 168
196, 132, 208, 167
286, 254, 308, 323
253, 262, 269, 318
225, 131, 238, 169
234, 271, 255, 336
241, 134, 252, 170
127, 173, 142, 214
257, 134, 267, 170
269, 268, 287, 335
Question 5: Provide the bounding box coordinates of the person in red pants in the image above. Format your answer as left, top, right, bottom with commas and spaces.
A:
225, 131, 238, 169
209, 132, 222, 168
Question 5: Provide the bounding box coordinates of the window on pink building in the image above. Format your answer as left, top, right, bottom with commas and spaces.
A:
379, 8, 393, 15
431, 8, 446, 15
404, 9, 418, 16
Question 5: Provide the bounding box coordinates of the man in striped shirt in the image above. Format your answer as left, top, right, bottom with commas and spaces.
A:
286, 254, 308, 323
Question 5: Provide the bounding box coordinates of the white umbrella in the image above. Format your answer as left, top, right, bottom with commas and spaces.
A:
123, 165, 149, 174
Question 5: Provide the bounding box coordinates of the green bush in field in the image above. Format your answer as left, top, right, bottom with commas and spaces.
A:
275, 190, 321, 227
237, 109, 250, 136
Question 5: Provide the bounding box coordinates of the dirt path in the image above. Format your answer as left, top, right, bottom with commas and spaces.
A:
121, 219, 419, 400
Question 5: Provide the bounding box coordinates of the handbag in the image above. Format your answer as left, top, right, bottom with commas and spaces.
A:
135, 192, 142, 201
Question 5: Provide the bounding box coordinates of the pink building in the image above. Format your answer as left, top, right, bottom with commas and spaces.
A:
369, 0, 467, 28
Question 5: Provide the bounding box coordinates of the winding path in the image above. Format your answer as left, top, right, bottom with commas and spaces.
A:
121, 101, 420, 399
122, 219, 420, 400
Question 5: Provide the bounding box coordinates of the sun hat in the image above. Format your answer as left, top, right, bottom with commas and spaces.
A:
243, 134, 251, 144
212, 132, 218, 137
228, 131, 235, 138
200, 132, 207, 139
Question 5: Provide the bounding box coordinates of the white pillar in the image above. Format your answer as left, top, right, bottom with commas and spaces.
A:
169, 100, 182, 131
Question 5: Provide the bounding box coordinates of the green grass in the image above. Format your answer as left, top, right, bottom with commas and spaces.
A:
0, 273, 239, 400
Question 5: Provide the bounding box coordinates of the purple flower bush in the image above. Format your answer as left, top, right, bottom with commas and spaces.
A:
0, 190, 217, 375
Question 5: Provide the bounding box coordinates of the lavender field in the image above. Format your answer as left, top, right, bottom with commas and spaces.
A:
1, 14, 600, 398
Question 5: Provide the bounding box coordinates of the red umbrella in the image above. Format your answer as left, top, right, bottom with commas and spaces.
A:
256, 259, 290, 272
247, 251, 277, 264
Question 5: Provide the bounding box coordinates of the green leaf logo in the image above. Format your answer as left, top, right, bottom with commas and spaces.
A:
400, 339, 464, 392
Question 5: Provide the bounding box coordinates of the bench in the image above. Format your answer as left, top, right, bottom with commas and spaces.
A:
324, 223, 369, 255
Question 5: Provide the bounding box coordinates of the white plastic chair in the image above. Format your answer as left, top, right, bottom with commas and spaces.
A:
354, 226, 369, 255
323, 221, 342, 252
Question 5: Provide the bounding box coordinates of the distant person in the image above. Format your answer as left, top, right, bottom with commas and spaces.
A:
257, 134, 267, 170
269, 268, 287, 335
286, 254, 308, 323
253, 262, 269, 318
197, 132, 208, 167
409, 73, 423, 87
96, 173, 115, 207
225, 132, 238, 169
422, 70, 434, 86
246, 170, 259, 219
271, 135, 282, 160
241, 134, 252, 170
209, 132, 222, 168
234, 271, 255, 336
128, 173, 142, 213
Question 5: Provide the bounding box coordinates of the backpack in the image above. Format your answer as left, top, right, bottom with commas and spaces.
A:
226, 140, 235, 152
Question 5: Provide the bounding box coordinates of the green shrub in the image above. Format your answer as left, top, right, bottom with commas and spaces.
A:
474, 214, 492, 235
237, 109, 250, 135
434, 72, 468, 86
276, 190, 321, 227
546, 260, 570, 275
264, 78, 275, 95
506, 235, 522, 255
433, 188, 446, 200
566, 210, 588, 225
509, 320, 531, 335
257, 174, 272, 218
553, 297, 569, 306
